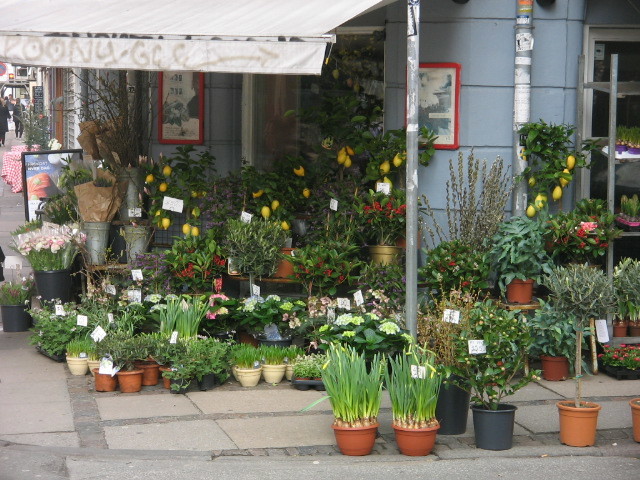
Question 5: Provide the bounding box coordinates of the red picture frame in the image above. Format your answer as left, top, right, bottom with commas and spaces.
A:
418, 63, 461, 149
158, 72, 204, 144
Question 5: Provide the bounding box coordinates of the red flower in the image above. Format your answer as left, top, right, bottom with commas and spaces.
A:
449, 261, 456, 266
578, 242, 586, 249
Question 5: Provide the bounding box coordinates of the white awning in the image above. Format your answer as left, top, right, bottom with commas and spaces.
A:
0, 0, 390, 74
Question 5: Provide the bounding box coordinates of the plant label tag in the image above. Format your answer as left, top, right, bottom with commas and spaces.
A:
251, 284, 261, 296
337, 297, 351, 310
105, 284, 116, 295
169, 331, 179, 344
131, 269, 144, 281
2, 256, 21, 269
127, 208, 142, 218
329, 198, 338, 211
98, 357, 113, 375
354, 290, 364, 306
79, 352, 88, 359
91, 326, 107, 342
595, 319, 609, 343
327, 307, 336, 323
55, 304, 66, 316
411, 365, 427, 379
376, 182, 391, 195
240, 211, 253, 223
76, 315, 88, 327
162, 196, 184, 213
128, 289, 142, 303
468, 340, 487, 355
107, 313, 114, 324
443, 309, 461, 324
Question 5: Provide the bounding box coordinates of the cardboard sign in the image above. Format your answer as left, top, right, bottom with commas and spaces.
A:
169, 331, 179, 344
55, 304, 66, 316
131, 269, 144, 281
411, 365, 427, 379
376, 182, 391, 195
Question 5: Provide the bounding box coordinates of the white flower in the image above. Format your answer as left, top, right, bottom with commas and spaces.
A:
379, 322, 400, 335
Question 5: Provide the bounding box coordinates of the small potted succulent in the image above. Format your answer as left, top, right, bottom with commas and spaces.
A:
449, 299, 538, 450
542, 264, 616, 447
488, 215, 553, 304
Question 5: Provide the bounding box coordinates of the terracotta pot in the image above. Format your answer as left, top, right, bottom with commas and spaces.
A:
629, 325, 640, 337
135, 361, 160, 386
66, 356, 89, 376
116, 369, 144, 393
368, 245, 403, 266
273, 248, 295, 278
630, 398, 640, 443
613, 325, 628, 337
505, 279, 534, 304
93, 368, 117, 392
332, 423, 379, 456
262, 364, 286, 384
557, 401, 601, 447
159, 366, 172, 389
540, 355, 570, 381
392, 423, 439, 456
237, 331, 259, 347
236, 367, 262, 387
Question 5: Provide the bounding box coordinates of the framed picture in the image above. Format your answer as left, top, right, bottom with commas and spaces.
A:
21, 149, 83, 221
418, 63, 461, 149
158, 72, 204, 144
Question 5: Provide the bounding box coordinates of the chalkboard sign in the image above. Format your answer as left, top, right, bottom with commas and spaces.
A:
21, 149, 83, 221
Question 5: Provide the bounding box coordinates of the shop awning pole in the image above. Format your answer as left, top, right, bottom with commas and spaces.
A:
405, 0, 420, 338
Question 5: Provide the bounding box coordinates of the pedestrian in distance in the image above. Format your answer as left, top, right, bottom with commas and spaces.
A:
0, 98, 11, 146
12, 99, 23, 138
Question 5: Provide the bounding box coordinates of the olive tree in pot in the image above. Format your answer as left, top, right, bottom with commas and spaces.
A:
488, 215, 553, 304
528, 299, 577, 381
449, 299, 539, 450
541, 264, 616, 447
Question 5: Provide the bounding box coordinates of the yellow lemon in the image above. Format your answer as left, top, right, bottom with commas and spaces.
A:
526, 205, 537, 218
393, 153, 405, 168
162, 165, 172, 177
252, 190, 264, 198
337, 149, 347, 165
379, 160, 391, 175
302, 188, 311, 198
281, 221, 290, 231
346, 146, 355, 156
271, 200, 280, 211
293, 166, 305, 177
344, 157, 352, 168
161, 217, 171, 229
182, 223, 192, 235
192, 207, 201, 218
145, 174, 154, 184
566, 155, 576, 170
159, 182, 168, 192
534, 194, 546, 210
155, 210, 162, 217
199, 191, 207, 197
552, 185, 563, 201
559, 169, 571, 187
191, 226, 200, 237
332, 69, 340, 80
528, 177, 536, 187
261, 206, 271, 219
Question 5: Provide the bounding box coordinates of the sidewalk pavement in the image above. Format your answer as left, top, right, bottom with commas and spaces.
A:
0, 331, 638, 460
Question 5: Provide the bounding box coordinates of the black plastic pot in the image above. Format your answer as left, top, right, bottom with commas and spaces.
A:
291, 377, 325, 391
0, 304, 33, 332
436, 376, 471, 435
197, 373, 219, 391
258, 338, 293, 347
471, 403, 517, 450
33, 269, 73, 303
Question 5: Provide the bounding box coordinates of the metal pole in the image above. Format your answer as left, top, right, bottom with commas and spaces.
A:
512, 0, 534, 217
405, 0, 420, 338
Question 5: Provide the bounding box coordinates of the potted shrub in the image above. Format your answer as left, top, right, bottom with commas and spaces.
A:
384, 346, 442, 456
613, 258, 640, 337
189, 337, 231, 391
358, 189, 406, 265
260, 345, 288, 384
0, 275, 34, 332
488, 215, 553, 304
235, 295, 306, 344
306, 344, 384, 456
98, 332, 146, 393
65, 338, 93, 376
542, 264, 616, 446
528, 300, 577, 381
28, 302, 79, 361
450, 299, 538, 450
230, 343, 262, 387
162, 338, 197, 394
418, 290, 477, 435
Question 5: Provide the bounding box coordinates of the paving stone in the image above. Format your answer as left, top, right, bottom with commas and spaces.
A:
297, 446, 319, 455
248, 448, 267, 456
285, 447, 299, 456
220, 449, 251, 456
266, 448, 287, 456
597, 429, 631, 440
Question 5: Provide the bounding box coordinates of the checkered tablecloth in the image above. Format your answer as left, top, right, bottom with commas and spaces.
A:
1, 152, 23, 193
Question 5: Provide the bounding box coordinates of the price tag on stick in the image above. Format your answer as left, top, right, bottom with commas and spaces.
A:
595, 319, 609, 343
443, 309, 461, 324
131, 269, 143, 281
354, 290, 364, 306
337, 298, 351, 310
91, 326, 107, 342
329, 199, 338, 211
55, 304, 66, 316
468, 340, 487, 355
162, 196, 184, 213
77, 315, 88, 327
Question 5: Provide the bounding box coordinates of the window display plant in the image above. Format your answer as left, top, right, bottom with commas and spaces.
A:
618, 194, 640, 224
613, 258, 640, 329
